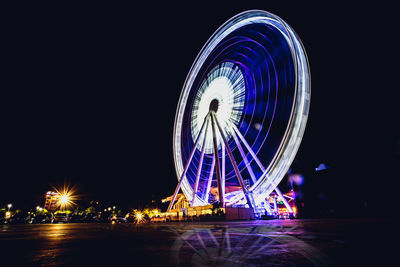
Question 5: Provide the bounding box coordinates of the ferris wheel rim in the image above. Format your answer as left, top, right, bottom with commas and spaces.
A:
172, 9, 311, 207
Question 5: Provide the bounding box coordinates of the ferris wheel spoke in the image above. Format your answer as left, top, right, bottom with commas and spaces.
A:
210, 112, 224, 207
168, 113, 210, 212
212, 112, 253, 209
192, 116, 210, 206
203, 156, 215, 203
229, 120, 293, 213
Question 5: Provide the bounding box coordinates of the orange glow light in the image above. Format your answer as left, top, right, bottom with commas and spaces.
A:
292, 206, 297, 214
53, 184, 78, 210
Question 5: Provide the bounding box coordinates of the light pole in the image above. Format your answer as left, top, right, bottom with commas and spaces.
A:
7, 204, 12, 211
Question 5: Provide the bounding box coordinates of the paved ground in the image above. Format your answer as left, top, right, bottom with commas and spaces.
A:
0, 219, 395, 266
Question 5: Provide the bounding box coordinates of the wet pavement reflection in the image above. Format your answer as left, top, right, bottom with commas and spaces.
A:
167, 221, 331, 266
0, 219, 395, 266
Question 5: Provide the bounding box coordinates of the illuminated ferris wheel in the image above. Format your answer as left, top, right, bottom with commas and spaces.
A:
169, 10, 310, 214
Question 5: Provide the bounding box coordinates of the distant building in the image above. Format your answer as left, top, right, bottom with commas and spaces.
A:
162, 193, 190, 211
43, 191, 60, 211
161, 193, 213, 220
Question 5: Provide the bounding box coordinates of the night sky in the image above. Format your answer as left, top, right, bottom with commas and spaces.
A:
2, 3, 398, 213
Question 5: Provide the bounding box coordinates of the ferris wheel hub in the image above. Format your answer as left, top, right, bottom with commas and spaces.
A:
209, 99, 219, 112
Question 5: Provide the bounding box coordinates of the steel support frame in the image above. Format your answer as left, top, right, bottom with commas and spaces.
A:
167, 113, 210, 211
213, 112, 253, 209
210, 112, 224, 207
192, 116, 210, 206
230, 121, 293, 213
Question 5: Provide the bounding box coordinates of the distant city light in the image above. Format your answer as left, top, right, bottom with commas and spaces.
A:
59, 195, 69, 205
54, 184, 77, 210
292, 206, 297, 214
135, 212, 143, 223
289, 174, 304, 186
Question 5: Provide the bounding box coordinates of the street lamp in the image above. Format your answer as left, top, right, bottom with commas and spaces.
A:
54, 184, 77, 210
5, 211, 11, 219
135, 212, 143, 223
59, 195, 69, 205
7, 204, 12, 211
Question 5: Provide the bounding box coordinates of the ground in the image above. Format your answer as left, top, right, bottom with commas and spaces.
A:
0, 219, 395, 266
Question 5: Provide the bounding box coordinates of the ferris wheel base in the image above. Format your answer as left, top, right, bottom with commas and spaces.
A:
164, 205, 256, 221
164, 190, 297, 221
164, 204, 295, 222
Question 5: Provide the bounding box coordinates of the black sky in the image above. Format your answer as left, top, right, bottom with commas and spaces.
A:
1, 2, 398, 210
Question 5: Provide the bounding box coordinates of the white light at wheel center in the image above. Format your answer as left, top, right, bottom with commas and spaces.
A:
191, 62, 245, 154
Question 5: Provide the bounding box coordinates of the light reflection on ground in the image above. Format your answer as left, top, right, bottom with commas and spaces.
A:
45, 224, 68, 239
0, 219, 395, 266
168, 221, 331, 266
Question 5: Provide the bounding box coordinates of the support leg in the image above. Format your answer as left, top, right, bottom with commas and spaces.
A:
213, 112, 252, 208
210, 113, 224, 207
168, 113, 210, 212
264, 199, 273, 214
275, 187, 293, 213
221, 137, 225, 201
273, 197, 278, 215
230, 124, 257, 184
204, 156, 215, 203
192, 117, 210, 206
230, 122, 265, 172
230, 121, 293, 213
